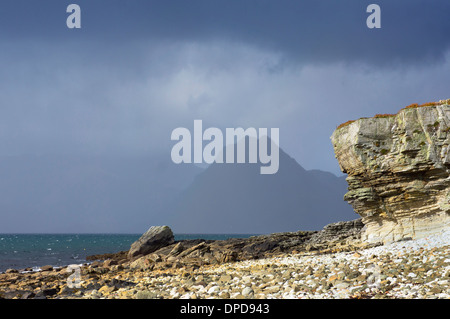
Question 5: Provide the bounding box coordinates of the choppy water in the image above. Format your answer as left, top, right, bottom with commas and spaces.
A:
0, 233, 254, 273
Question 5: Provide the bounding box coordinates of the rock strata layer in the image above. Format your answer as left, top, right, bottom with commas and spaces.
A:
331, 100, 450, 243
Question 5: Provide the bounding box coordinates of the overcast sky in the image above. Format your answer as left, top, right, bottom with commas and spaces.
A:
1, 0, 450, 175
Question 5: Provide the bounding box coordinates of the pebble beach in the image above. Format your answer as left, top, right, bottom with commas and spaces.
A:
1, 229, 448, 299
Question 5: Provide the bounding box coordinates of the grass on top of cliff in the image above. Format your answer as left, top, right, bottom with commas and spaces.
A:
400, 99, 450, 110
404, 102, 439, 109
336, 100, 450, 130
336, 120, 356, 130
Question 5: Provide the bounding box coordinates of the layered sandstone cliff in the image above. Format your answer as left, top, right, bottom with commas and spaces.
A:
331, 100, 450, 243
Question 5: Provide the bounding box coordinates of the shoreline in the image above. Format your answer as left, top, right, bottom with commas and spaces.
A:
0, 224, 448, 299
0, 233, 258, 275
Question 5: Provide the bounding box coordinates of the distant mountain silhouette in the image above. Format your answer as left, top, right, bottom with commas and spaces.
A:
166, 142, 356, 234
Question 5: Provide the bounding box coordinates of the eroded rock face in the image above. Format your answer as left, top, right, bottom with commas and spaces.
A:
331, 100, 450, 243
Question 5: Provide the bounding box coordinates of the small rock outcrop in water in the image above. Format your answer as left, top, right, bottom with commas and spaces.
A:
128, 226, 175, 258
331, 100, 450, 243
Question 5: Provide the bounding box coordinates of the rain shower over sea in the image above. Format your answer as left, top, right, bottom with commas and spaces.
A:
0, 233, 254, 273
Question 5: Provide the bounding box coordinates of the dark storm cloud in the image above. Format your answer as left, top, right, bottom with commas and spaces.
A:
1, 1, 450, 232
1, 0, 450, 67
1, 0, 449, 166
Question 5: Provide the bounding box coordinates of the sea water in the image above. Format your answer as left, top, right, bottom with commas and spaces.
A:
0, 233, 255, 273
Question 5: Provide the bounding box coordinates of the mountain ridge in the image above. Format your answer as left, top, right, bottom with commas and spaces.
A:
166, 144, 356, 234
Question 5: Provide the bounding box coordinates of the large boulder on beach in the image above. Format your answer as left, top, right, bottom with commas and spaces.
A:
128, 226, 175, 259
331, 100, 450, 243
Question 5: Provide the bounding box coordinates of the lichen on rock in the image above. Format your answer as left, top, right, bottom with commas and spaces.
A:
331, 100, 450, 243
